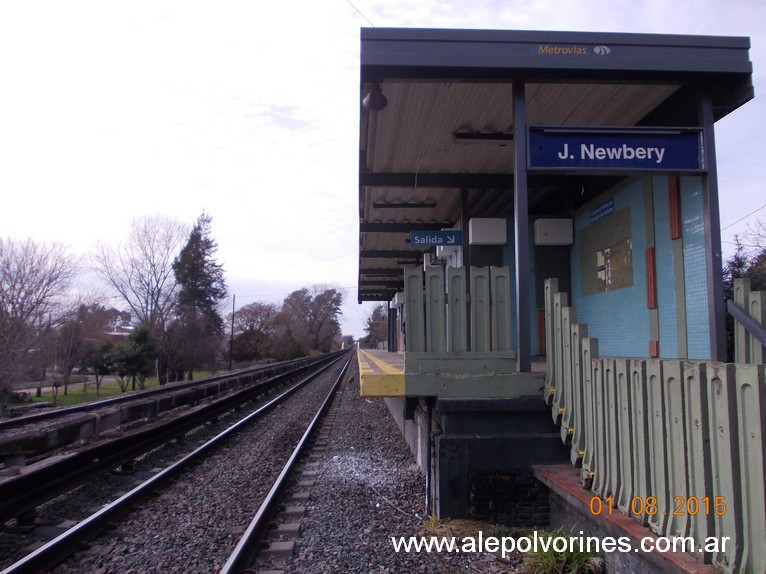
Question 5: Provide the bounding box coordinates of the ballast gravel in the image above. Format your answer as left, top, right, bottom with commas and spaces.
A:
1, 358, 520, 573
275, 361, 518, 574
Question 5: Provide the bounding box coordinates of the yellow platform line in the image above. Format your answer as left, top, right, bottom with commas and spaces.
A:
357, 349, 404, 396
358, 349, 402, 375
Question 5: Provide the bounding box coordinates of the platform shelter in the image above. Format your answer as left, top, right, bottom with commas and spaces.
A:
356, 27, 757, 567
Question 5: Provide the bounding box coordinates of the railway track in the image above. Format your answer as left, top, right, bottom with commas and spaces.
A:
0, 350, 352, 573
0, 352, 347, 528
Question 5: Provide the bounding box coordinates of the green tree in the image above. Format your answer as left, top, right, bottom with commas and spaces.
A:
169, 213, 228, 380
363, 304, 388, 348
271, 286, 344, 360
109, 324, 158, 392
723, 230, 766, 361
82, 340, 114, 395
307, 287, 343, 352
230, 301, 279, 361
51, 303, 124, 397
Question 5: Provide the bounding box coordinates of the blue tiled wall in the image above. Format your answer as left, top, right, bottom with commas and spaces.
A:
571, 179, 649, 357
500, 176, 710, 360
680, 176, 710, 360
652, 176, 680, 357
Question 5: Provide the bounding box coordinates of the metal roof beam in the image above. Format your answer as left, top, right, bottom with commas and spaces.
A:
360, 250, 424, 258
360, 221, 449, 233
359, 280, 403, 289
360, 172, 514, 188
360, 268, 405, 276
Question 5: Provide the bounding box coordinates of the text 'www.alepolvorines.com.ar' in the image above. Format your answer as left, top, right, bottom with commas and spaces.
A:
391, 530, 732, 559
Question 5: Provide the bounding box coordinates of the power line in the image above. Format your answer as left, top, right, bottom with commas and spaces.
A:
722, 240, 761, 249
346, 0, 375, 27
721, 202, 766, 231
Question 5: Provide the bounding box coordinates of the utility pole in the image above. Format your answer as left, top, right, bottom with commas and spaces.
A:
228, 294, 235, 371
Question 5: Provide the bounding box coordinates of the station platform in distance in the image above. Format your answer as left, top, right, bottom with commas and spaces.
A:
356, 349, 404, 396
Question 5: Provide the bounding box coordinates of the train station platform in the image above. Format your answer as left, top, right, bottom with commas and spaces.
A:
357, 348, 546, 398
356, 349, 405, 396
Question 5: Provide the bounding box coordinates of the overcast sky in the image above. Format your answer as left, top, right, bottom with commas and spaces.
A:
1, 0, 764, 338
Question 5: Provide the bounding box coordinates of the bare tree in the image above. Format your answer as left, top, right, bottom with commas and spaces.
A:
745, 217, 766, 251
93, 215, 188, 332
92, 215, 188, 383
0, 238, 79, 414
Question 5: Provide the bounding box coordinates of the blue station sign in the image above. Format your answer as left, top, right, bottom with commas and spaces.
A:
528, 127, 704, 171
410, 230, 462, 247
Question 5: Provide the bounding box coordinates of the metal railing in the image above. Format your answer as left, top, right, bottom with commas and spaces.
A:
544, 277, 766, 574
729, 277, 766, 364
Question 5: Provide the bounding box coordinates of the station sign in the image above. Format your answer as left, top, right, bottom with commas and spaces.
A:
410, 230, 462, 246
528, 127, 704, 171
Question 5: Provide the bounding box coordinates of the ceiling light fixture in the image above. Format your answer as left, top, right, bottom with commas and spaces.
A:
363, 83, 388, 112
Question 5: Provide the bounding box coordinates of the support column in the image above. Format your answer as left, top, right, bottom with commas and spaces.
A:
388, 305, 397, 352
513, 80, 531, 371
699, 91, 726, 361
461, 189, 472, 351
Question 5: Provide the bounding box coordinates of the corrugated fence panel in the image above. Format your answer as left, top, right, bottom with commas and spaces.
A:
733, 278, 750, 364
622, 360, 653, 524
490, 266, 512, 352
471, 267, 491, 352
618, 360, 639, 515
645, 360, 667, 532
425, 265, 446, 353
560, 306, 577, 444
592, 357, 610, 496
605, 359, 622, 502
682, 362, 713, 555
581, 338, 599, 483
404, 267, 425, 352
447, 267, 467, 352
543, 278, 766, 570
748, 291, 766, 364
706, 362, 742, 571
570, 323, 588, 466
662, 360, 690, 538
551, 291, 568, 425
544, 279, 559, 404
735, 363, 766, 574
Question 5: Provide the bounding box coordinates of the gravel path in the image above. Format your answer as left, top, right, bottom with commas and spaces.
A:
276, 360, 520, 574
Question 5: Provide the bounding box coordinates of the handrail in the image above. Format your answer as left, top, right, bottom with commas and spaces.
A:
727, 299, 766, 347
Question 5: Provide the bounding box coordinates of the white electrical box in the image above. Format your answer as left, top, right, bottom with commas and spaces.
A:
436, 244, 458, 256
468, 218, 507, 245
391, 291, 405, 307
533, 218, 573, 246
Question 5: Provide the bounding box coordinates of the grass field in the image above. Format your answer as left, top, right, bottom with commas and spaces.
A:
11, 373, 217, 409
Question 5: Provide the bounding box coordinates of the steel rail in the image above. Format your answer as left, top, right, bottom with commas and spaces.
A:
0, 360, 319, 525
0, 350, 352, 574
219, 353, 353, 574
0, 351, 348, 525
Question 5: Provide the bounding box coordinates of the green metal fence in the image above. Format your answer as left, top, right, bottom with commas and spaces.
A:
731, 278, 766, 365
544, 278, 766, 574
404, 265, 514, 354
